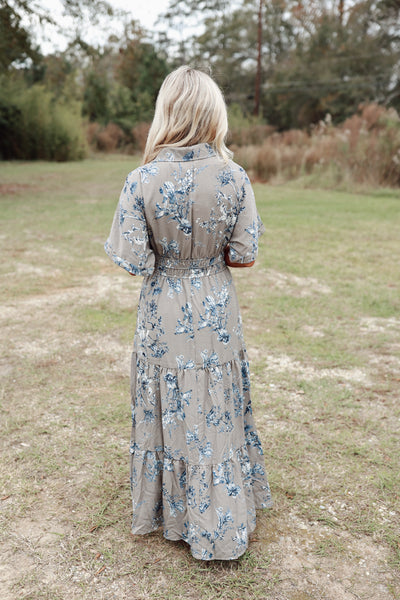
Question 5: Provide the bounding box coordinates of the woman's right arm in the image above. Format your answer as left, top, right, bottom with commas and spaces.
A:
224, 245, 255, 268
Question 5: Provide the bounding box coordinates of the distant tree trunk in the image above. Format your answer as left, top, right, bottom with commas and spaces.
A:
339, 0, 344, 25
254, 0, 262, 116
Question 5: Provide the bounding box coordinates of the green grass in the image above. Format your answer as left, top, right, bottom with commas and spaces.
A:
0, 156, 399, 599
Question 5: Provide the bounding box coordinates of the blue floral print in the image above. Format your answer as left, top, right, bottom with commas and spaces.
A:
160, 237, 180, 256
156, 165, 204, 235
162, 372, 192, 431
175, 302, 194, 339
166, 277, 182, 298
139, 163, 159, 183
183, 150, 194, 161
105, 142, 272, 561
198, 285, 231, 344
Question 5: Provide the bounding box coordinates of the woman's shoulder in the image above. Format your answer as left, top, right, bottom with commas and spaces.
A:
124, 160, 160, 185
220, 157, 251, 184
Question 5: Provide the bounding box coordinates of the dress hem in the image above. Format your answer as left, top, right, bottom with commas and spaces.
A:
130, 504, 273, 561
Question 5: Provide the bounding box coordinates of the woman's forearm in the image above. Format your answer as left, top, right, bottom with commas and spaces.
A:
224, 246, 255, 268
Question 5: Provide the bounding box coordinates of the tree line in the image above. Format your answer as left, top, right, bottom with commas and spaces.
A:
1, 0, 399, 160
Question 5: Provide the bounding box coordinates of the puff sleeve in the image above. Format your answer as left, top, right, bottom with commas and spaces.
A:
104, 170, 155, 276
228, 169, 265, 264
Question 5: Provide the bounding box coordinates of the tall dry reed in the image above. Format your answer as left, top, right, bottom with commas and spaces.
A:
234, 104, 400, 187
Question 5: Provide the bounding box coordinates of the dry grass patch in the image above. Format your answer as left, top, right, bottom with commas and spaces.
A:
234, 103, 400, 189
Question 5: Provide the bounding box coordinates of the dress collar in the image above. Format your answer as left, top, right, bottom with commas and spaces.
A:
154, 143, 217, 162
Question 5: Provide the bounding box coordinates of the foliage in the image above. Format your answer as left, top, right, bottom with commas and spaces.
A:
86, 122, 125, 153
263, 1, 400, 129
86, 120, 150, 154
83, 70, 111, 124
2, 0, 400, 162
0, 0, 115, 74
115, 24, 167, 102
0, 2, 39, 71
81, 23, 168, 133
233, 103, 400, 187
1, 2, 167, 160
0, 76, 86, 160
163, 0, 400, 128
227, 103, 274, 146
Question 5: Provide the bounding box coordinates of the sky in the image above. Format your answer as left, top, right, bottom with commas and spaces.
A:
37, 0, 173, 53
110, 0, 171, 30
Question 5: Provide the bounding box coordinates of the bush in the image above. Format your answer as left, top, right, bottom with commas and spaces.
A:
131, 122, 150, 153
0, 77, 86, 161
95, 123, 125, 152
233, 104, 400, 187
86, 120, 151, 154
0, 101, 23, 160
227, 103, 274, 147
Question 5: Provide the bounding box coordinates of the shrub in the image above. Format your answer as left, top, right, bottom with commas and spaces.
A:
85, 121, 150, 154
96, 123, 125, 152
233, 104, 400, 187
227, 103, 274, 147
0, 77, 86, 161
131, 122, 150, 153
86, 122, 100, 147
0, 100, 23, 160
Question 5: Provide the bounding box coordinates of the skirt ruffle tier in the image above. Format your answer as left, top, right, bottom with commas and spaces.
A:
129, 355, 273, 561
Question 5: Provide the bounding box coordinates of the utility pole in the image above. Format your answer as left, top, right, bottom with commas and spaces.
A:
254, 0, 262, 116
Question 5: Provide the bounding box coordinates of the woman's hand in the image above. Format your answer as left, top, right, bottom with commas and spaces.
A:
224, 245, 255, 268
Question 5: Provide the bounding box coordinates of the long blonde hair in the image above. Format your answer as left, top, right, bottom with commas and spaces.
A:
143, 66, 232, 164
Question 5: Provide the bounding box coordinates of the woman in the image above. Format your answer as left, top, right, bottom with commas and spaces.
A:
104, 66, 272, 561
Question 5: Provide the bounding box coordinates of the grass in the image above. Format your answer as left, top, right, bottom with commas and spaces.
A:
0, 155, 399, 599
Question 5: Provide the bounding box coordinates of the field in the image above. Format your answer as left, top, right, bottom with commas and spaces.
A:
0, 156, 399, 600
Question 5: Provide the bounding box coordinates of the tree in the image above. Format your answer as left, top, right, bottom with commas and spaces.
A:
162, 0, 400, 127
161, 0, 296, 116
115, 23, 168, 103
1, 0, 115, 68
79, 23, 168, 129
262, 0, 400, 128
0, 2, 39, 71
83, 69, 111, 123
254, 0, 262, 116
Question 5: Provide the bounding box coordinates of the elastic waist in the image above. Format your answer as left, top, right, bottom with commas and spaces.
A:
154, 254, 226, 277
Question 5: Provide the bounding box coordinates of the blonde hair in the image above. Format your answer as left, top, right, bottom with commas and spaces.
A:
143, 66, 232, 164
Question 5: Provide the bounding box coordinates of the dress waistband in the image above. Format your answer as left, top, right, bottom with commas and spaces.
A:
154, 254, 226, 277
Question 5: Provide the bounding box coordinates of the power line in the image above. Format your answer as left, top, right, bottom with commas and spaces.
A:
263, 74, 392, 93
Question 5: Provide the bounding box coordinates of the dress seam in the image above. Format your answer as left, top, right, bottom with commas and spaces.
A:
130, 441, 266, 468
132, 353, 247, 370
155, 156, 215, 163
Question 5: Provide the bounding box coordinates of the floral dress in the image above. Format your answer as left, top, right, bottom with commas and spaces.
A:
104, 142, 272, 561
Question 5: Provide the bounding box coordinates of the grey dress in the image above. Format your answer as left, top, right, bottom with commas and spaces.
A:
105, 142, 272, 561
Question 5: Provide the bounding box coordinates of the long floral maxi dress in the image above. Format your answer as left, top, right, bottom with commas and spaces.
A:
104, 142, 273, 561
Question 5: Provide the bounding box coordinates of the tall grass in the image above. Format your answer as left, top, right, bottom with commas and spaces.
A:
84, 103, 400, 188
227, 103, 274, 147
234, 104, 400, 187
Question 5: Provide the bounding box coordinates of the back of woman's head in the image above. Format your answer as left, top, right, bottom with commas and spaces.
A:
143, 66, 231, 164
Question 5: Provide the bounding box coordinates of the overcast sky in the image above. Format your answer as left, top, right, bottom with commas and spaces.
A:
37, 0, 173, 52
110, 0, 171, 30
